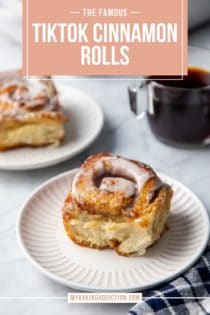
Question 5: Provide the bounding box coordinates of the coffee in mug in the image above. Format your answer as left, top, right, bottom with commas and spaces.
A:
128, 66, 210, 146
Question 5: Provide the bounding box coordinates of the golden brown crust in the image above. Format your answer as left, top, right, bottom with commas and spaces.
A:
70, 153, 156, 216
62, 178, 173, 256
62, 179, 172, 222
0, 118, 65, 151
0, 134, 65, 151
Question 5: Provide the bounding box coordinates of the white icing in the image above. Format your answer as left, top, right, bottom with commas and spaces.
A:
0, 76, 59, 118
100, 177, 136, 198
72, 155, 152, 200
101, 156, 151, 194
27, 79, 47, 98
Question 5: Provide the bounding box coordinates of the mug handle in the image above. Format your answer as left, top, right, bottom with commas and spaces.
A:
128, 81, 147, 120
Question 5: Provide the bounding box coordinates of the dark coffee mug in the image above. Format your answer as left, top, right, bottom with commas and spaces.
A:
128, 47, 210, 146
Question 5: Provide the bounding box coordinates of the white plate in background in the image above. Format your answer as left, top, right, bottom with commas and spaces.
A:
0, 85, 104, 170
17, 170, 210, 292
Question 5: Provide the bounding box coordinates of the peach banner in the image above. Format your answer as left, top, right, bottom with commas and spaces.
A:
23, 0, 188, 76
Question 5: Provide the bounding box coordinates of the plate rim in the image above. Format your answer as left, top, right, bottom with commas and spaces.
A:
0, 85, 104, 171
16, 169, 210, 292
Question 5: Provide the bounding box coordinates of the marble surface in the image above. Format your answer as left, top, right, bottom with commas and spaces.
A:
0, 3, 210, 314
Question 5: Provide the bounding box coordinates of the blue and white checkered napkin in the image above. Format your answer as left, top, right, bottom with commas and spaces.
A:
129, 244, 210, 315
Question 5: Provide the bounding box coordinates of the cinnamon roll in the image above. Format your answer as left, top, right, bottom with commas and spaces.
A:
0, 70, 66, 151
62, 153, 173, 256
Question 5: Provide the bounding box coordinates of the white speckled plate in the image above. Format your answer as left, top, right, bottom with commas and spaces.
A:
17, 170, 210, 292
0, 85, 103, 170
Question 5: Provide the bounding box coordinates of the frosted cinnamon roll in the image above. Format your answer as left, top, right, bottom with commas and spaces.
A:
0, 70, 66, 151
62, 153, 173, 256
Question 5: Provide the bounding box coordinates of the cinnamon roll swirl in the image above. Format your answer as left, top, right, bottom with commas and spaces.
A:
0, 70, 66, 151
62, 153, 173, 256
